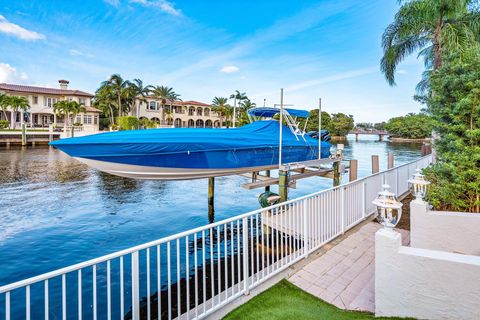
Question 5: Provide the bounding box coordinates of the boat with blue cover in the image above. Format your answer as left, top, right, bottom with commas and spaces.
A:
50, 107, 332, 180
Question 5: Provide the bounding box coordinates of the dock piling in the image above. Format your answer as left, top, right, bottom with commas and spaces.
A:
371, 155, 379, 174
21, 124, 26, 146
333, 161, 340, 186
349, 159, 358, 182
208, 177, 215, 222
279, 169, 289, 202
387, 152, 394, 169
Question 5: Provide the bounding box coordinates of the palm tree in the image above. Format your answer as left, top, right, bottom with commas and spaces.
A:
212, 97, 232, 128
240, 99, 256, 110
53, 100, 86, 134
151, 86, 181, 121
8, 96, 30, 129
229, 90, 248, 127
94, 85, 117, 125
238, 99, 256, 126
381, 0, 480, 89
130, 79, 153, 116
100, 74, 130, 116
0, 94, 9, 124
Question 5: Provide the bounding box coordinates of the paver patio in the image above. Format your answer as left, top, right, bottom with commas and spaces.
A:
288, 222, 410, 313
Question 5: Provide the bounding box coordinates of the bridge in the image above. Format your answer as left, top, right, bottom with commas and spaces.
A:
349, 129, 389, 141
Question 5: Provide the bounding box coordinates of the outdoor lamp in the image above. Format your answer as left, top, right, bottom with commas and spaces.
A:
408, 168, 430, 200
372, 184, 403, 229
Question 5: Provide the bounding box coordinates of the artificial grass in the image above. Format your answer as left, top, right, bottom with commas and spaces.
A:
223, 279, 406, 320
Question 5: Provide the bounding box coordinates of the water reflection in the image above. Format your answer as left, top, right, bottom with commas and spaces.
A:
0, 136, 421, 288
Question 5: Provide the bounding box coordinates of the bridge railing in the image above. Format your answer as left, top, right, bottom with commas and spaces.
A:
0, 155, 432, 320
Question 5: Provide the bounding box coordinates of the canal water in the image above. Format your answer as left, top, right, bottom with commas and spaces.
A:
0, 135, 421, 317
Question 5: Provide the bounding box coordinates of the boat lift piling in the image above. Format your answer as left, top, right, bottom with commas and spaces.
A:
208, 177, 215, 222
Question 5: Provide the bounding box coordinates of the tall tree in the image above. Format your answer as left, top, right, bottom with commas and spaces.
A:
0, 94, 9, 125
8, 96, 30, 129
381, 0, 480, 90
212, 97, 231, 128
151, 86, 181, 120
93, 85, 117, 125
129, 79, 153, 116
53, 100, 86, 133
229, 90, 248, 127
424, 51, 480, 212
100, 74, 130, 116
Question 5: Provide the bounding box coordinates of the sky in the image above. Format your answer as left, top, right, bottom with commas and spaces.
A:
0, 0, 426, 123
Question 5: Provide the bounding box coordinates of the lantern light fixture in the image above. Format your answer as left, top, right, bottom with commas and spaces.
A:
372, 184, 403, 230
408, 168, 431, 200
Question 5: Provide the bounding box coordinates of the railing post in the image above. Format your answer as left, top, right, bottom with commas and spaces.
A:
362, 182, 366, 219
341, 188, 345, 234
242, 217, 250, 295
131, 251, 140, 320
303, 199, 309, 257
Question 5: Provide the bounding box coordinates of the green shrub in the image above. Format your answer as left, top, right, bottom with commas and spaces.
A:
140, 118, 157, 129
0, 120, 9, 129
117, 116, 139, 130
423, 52, 480, 213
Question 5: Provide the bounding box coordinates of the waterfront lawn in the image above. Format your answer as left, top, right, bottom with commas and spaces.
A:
223, 280, 406, 320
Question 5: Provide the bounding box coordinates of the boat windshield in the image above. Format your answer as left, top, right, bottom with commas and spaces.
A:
247, 107, 310, 141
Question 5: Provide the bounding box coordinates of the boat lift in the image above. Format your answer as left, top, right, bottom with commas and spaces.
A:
238, 89, 344, 200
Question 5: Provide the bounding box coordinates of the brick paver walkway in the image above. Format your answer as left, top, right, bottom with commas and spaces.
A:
289, 222, 410, 313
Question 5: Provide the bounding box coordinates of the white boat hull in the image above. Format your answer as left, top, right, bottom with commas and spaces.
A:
76, 157, 278, 180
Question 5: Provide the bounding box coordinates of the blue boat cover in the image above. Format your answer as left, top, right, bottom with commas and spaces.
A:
248, 107, 310, 118
50, 120, 331, 168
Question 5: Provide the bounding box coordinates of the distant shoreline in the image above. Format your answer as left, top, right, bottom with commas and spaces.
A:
388, 137, 430, 143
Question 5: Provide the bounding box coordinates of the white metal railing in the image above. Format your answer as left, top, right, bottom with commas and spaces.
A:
0, 155, 432, 320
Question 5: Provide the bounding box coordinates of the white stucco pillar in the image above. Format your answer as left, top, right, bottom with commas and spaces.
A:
10, 111, 15, 128
409, 198, 428, 248
375, 228, 402, 317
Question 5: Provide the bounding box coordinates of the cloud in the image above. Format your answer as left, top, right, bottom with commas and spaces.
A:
397, 69, 408, 74
220, 65, 239, 74
162, 1, 355, 82
130, 0, 182, 16
0, 62, 29, 83
69, 49, 94, 58
0, 15, 45, 41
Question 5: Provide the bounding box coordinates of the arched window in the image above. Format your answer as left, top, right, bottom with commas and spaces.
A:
174, 118, 182, 128
149, 101, 157, 110
214, 120, 221, 128
196, 107, 202, 116
204, 108, 210, 116
189, 107, 195, 116
196, 119, 204, 128
205, 120, 213, 128
188, 119, 195, 128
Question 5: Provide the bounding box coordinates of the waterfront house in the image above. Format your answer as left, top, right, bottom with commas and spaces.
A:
131, 98, 223, 128
0, 80, 101, 134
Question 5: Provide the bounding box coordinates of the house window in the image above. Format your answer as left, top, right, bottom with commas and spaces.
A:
83, 115, 93, 124
94, 115, 98, 125
79, 97, 86, 104
46, 97, 58, 108
33, 96, 38, 104
75, 115, 82, 124
149, 101, 157, 110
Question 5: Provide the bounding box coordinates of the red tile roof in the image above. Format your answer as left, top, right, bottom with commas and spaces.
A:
0, 83, 93, 97
179, 100, 211, 107
85, 106, 102, 113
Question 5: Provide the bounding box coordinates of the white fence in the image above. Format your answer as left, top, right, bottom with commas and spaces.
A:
0, 155, 432, 320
